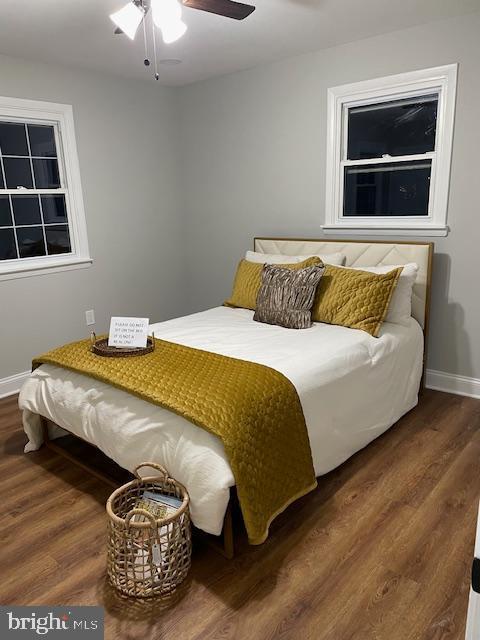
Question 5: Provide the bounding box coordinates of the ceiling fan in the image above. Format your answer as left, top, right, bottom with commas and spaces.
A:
110, 0, 256, 78
112, 1, 255, 37
180, 0, 255, 20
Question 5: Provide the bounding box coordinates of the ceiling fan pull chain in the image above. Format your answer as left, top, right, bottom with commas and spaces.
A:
151, 6, 160, 80
142, 0, 150, 66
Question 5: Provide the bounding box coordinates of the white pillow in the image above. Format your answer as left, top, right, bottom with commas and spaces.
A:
245, 250, 346, 266
345, 263, 418, 326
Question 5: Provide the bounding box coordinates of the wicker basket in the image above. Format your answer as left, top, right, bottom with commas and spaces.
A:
106, 462, 191, 598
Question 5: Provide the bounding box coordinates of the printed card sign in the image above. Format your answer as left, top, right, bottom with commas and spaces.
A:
108, 317, 149, 348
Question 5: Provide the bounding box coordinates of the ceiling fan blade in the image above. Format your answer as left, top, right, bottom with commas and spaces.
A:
183, 0, 255, 20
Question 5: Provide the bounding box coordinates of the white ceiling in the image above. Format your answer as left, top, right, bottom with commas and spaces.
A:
0, 0, 479, 86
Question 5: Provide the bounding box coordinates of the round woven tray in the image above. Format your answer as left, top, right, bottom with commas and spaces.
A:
91, 337, 155, 358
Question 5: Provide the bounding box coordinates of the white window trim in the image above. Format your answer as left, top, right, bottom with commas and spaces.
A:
0, 95, 91, 280
323, 64, 458, 237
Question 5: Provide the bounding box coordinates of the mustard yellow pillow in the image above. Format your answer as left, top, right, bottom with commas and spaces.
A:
225, 257, 322, 311
311, 265, 402, 337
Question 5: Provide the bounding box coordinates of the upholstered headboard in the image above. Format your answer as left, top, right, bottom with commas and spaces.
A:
254, 238, 433, 330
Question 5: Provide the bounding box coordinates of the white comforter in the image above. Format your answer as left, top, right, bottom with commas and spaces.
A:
20, 307, 423, 536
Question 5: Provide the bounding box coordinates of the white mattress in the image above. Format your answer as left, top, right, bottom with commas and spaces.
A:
19, 306, 423, 536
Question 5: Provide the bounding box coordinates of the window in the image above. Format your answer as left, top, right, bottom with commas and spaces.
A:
324, 65, 457, 236
0, 96, 90, 279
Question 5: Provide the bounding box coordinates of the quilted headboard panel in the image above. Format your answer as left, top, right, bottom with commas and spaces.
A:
254, 238, 433, 329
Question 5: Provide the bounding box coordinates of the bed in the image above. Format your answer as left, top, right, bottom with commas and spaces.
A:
19, 238, 433, 555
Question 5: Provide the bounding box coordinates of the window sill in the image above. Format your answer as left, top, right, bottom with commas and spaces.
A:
321, 224, 449, 237
0, 256, 93, 281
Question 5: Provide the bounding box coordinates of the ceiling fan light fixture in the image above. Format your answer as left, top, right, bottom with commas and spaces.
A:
151, 0, 188, 43
160, 19, 188, 44
110, 2, 144, 40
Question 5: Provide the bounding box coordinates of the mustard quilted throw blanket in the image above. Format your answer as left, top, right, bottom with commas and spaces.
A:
33, 338, 317, 545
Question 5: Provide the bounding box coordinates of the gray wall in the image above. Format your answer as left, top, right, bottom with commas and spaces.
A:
0, 53, 186, 378
177, 11, 480, 380
2, 10, 479, 382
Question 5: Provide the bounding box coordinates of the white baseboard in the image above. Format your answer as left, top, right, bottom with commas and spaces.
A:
1, 368, 480, 401
426, 369, 480, 400
0, 370, 30, 399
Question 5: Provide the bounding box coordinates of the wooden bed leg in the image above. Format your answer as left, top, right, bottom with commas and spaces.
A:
40, 416, 50, 444
200, 498, 235, 559
222, 501, 235, 560
40, 415, 50, 444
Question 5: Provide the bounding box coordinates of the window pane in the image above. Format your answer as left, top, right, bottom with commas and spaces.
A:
0, 196, 12, 226
46, 225, 71, 255
0, 122, 29, 156
16, 226, 46, 258
0, 164, 4, 189
347, 95, 438, 160
32, 158, 60, 188
0, 228, 17, 260
344, 160, 431, 217
3, 157, 34, 188
28, 125, 57, 157
11, 195, 41, 225
41, 195, 67, 223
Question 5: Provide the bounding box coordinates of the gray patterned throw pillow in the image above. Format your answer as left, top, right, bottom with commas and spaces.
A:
254, 263, 325, 329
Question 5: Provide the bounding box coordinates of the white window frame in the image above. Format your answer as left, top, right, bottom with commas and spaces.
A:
323, 64, 458, 237
0, 95, 91, 280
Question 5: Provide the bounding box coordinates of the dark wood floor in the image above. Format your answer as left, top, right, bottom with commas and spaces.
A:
1, 390, 479, 640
